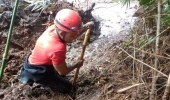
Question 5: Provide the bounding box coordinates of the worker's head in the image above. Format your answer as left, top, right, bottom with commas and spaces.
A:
54, 9, 82, 43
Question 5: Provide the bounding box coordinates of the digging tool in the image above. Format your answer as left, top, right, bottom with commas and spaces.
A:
72, 29, 91, 86
0, 0, 19, 82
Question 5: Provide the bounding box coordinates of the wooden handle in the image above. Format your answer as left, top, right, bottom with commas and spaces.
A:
72, 29, 91, 86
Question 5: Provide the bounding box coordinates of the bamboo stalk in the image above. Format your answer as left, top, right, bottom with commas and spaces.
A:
140, 46, 144, 79
133, 31, 137, 79
150, 0, 161, 99
108, 26, 168, 73
0, 0, 19, 82
162, 74, 170, 100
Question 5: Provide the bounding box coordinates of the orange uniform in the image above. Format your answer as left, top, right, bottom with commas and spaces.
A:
29, 25, 66, 66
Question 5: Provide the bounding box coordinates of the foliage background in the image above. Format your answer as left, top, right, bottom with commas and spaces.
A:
116, 0, 170, 99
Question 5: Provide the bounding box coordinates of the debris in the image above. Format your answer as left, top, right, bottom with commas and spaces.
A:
117, 83, 144, 93
133, 6, 144, 17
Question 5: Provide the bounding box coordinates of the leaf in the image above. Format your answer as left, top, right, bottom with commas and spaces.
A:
162, 16, 170, 26
139, 38, 147, 46
119, 0, 132, 7
139, 0, 151, 5
24, 0, 51, 12
112, 0, 119, 3
162, 3, 170, 13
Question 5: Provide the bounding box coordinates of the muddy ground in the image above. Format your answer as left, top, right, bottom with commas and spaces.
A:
0, 0, 147, 100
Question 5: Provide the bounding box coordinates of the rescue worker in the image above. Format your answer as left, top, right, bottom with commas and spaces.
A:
18, 9, 93, 93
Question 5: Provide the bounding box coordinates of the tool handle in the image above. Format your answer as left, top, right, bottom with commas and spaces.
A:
72, 29, 91, 86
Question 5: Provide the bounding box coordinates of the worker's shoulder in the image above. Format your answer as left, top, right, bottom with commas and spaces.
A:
41, 24, 56, 39
44, 24, 55, 33
52, 41, 66, 50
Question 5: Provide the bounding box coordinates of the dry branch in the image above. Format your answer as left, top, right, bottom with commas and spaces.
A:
130, 46, 170, 60
117, 83, 144, 93
119, 47, 168, 78
162, 74, 170, 100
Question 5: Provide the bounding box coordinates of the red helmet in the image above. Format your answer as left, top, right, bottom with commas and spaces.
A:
54, 9, 82, 33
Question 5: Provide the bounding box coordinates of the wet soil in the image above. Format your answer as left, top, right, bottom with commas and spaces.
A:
0, 0, 141, 100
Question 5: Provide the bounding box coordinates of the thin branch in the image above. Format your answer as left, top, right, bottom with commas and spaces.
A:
130, 46, 170, 60
138, 0, 166, 18
162, 74, 170, 100
108, 27, 168, 72
133, 32, 137, 79
117, 83, 144, 93
119, 47, 168, 78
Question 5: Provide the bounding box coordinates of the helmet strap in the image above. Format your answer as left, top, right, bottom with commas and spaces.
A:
63, 32, 67, 42
56, 28, 65, 43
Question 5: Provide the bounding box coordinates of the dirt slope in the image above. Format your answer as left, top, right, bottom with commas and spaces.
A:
0, 0, 137, 100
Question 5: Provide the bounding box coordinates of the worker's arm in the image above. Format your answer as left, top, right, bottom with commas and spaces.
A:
53, 59, 83, 76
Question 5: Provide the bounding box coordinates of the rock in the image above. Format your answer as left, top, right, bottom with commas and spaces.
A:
0, 4, 5, 12
0, 92, 4, 98
133, 6, 144, 17
0, 0, 6, 13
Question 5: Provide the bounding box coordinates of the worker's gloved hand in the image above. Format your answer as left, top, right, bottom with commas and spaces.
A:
78, 21, 94, 35
83, 21, 94, 29
76, 57, 84, 68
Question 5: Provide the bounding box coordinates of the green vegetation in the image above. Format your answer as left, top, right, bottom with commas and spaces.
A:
117, 0, 170, 99
24, 0, 51, 12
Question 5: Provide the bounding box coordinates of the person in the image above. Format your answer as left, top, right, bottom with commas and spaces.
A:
18, 9, 94, 93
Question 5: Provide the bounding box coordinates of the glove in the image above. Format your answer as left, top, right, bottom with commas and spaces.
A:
79, 21, 94, 35
83, 21, 94, 29
76, 57, 84, 68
